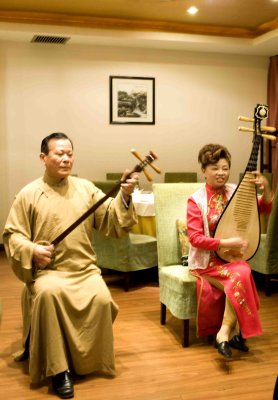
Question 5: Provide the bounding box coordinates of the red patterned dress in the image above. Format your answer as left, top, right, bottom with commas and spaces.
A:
187, 183, 271, 339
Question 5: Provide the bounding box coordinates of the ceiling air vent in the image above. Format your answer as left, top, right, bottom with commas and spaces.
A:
31, 35, 70, 44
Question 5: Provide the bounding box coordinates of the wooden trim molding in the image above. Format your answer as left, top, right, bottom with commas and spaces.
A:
257, 17, 278, 35
0, 10, 277, 39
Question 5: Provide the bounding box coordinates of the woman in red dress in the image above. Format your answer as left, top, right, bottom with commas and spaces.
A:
187, 144, 273, 358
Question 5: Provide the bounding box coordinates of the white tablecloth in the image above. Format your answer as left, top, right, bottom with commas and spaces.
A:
132, 191, 155, 217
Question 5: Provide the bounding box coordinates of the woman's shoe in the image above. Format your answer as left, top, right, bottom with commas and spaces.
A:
229, 335, 249, 352
216, 341, 232, 358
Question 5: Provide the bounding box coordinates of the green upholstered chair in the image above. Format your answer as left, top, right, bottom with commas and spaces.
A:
153, 182, 203, 347
91, 180, 118, 196
92, 230, 158, 291
164, 172, 197, 183
106, 173, 122, 181
249, 187, 278, 296
106, 173, 141, 189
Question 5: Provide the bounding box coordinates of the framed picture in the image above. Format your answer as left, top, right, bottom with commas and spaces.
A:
110, 76, 155, 124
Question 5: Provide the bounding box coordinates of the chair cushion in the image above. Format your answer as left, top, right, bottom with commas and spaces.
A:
159, 265, 197, 320
176, 218, 189, 266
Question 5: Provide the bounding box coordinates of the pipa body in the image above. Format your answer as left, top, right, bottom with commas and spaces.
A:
213, 104, 269, 263
214, 172, 260, 262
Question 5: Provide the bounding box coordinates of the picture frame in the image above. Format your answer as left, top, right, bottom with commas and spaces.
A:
109, 76, 155, 124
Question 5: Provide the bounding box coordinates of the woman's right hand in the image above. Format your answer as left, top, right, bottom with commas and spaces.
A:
219, 237, 248, 253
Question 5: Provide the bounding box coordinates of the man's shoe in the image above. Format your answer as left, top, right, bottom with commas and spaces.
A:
52, 370, 74, 399
216, 341, 232, 358
229, 335, 249, 352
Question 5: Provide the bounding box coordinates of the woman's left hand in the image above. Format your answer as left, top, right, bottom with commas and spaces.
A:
250, 170, 273, 203
250, 170, 268, 190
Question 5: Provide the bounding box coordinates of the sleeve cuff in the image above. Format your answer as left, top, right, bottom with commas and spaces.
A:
120, 190, 131, 209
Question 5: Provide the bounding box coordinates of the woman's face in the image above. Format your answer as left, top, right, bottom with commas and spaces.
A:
202, 158, 230, 189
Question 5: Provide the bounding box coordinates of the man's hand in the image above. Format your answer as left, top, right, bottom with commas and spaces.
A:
33, 242, 55, 270
120, 169, 139, 202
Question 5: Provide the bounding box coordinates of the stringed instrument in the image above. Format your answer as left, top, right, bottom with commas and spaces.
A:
213, 104, 276, 262
51, 149, 161, 246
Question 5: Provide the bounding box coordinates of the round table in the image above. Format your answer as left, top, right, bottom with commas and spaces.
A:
131, 191, 156, 237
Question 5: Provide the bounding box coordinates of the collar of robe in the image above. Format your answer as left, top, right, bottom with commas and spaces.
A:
43, 172, 68, 187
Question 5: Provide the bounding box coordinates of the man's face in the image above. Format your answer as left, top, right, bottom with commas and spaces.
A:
40, 138, 74, 179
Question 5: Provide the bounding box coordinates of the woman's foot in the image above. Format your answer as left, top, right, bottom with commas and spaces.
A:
229, 334, 249, 352
215, 340, 232, 358
216, 324, 232, 358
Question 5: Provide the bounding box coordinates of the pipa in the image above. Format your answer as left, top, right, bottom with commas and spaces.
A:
213, 104, 275, 262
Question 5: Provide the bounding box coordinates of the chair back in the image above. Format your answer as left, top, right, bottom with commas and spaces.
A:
92, 180, 118, 196
266, 188, 278, 268
164, 172, 197, 183
92, 229, 130, 271
106, 173, 122, 180
153, 183, 203, 267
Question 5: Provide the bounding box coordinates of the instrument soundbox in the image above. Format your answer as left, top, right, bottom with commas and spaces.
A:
213, 104, 276, 262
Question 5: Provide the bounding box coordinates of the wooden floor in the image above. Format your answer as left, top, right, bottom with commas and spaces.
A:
0, 251, 277, 400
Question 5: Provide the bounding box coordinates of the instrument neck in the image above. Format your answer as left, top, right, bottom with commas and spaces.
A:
246, 127, 261, 172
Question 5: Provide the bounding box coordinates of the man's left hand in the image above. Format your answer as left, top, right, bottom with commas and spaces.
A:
120, 169, 139, 202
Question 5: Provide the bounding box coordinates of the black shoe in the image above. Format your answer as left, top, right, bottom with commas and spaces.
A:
229, 335, 249, 352
52, 370, 74, 399
216, 341, 232, 358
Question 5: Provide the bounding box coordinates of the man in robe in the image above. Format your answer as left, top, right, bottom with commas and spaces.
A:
3, 132, 139, 399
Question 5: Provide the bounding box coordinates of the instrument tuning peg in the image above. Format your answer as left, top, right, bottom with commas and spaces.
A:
238, 115, 277, 136
130, 149, 161, 182
261, 134, 277, 141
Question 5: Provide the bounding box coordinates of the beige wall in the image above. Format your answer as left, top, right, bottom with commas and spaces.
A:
0, 41, 268, 237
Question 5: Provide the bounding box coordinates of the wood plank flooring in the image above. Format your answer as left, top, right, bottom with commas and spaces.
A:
0, 251, 277, 400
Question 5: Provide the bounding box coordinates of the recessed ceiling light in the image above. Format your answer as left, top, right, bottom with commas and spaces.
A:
187, 6, 199, 15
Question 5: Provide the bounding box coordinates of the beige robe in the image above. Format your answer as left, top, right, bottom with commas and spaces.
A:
3, 173, 137, 383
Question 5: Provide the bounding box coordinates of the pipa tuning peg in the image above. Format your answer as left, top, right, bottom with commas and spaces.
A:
238, 112, 277, 139
261, 133, 277, 141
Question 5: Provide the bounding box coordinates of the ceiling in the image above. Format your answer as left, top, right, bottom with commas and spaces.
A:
0, 0, 278, 55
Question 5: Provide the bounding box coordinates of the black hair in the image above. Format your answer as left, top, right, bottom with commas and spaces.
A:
198, 143, 231, 169
41, 132, 73, 154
